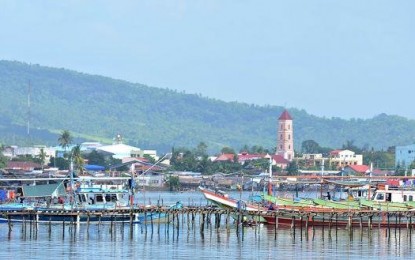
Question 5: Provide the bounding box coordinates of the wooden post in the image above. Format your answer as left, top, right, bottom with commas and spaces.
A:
368, 215, 372, 231
176, 212, 180, 232
7, 214, 12, 232
226, 210, 230, 232
48, 216, 52, 234
158, 210, 161, 235
274, 212, 278, 240
200, 213, 205, 234
62, 219, 65, 239
150, 209, 154, 234
387, 213, 390, 239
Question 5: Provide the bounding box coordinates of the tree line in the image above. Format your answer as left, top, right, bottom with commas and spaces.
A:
0, 132, 400, 175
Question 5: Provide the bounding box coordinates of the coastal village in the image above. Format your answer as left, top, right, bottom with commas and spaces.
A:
1, 109, 415, 232
0, 110, 414, 195
2, 2, 413, 259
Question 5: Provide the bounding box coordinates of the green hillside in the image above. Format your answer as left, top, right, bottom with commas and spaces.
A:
0, 60, 414, 153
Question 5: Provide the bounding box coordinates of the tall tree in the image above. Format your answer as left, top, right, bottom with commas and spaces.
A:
342, 140, 362, 153
195, 142, 208, 157
0, 145, 7, 169
301, 140, 321, 154
58, 130, 73, 152
221, 146, 235, 154
38, 148, 47, 170
286, 161, 299, 176
71, 145, 84, 174
84, 150, 106, 166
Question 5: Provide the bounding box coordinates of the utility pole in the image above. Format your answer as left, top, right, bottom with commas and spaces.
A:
27, 81, 31, 137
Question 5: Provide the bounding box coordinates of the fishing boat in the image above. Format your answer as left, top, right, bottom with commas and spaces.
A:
261, 182, 415, 228
357, 184, 415, 211
0, 181, 140, 224
199, 186, 267, 223
262, 194, 316, 209
312, 198, 361, 210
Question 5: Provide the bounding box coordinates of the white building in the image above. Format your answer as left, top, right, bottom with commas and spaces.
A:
329, 149, 363, 169
3, 145, 56, 164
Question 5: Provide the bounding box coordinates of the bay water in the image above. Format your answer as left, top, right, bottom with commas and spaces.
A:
0, 191, 413, 259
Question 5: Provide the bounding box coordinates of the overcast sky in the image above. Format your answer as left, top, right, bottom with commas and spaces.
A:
1, 1, 414, 119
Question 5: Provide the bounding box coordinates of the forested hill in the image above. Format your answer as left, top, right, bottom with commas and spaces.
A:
0, 60, 414, 153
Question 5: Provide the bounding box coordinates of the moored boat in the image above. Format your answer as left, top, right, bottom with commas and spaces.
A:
199, 186, 267, 223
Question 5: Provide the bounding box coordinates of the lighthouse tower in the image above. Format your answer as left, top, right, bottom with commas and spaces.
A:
276, 110, 294, 161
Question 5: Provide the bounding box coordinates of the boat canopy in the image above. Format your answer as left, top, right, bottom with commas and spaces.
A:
85, 164, 105, 171
22, 182, 66, 198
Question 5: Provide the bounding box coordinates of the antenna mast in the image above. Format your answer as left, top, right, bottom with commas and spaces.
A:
27, 81, 31, 136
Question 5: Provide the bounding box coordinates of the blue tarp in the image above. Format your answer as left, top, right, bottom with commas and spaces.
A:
0, 190, 7, 202
85, 164, 105, 171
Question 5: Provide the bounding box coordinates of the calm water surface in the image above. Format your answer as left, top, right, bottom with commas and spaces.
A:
0, 191, 413, 259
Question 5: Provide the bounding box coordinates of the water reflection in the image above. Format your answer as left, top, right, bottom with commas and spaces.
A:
1, 221, 414, 259
1, 190, 415, 259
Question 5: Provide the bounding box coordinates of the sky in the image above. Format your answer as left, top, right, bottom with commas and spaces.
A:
0, 1, 414, 119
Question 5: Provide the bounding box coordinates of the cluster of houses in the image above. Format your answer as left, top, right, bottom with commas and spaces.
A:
2, 109, 415, 190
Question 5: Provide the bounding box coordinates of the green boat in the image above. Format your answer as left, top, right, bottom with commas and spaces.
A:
262, 194, 315, 208
312, 198, 361, 210
359, 199, 411, 211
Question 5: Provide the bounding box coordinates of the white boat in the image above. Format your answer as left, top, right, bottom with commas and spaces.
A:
199, 186, 267, 223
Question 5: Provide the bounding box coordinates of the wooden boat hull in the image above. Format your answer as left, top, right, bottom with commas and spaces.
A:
263, 210, 415, 228
0, 211, 140, 224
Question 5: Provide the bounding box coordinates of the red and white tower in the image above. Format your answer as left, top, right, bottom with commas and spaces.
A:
276, 110, 294, 161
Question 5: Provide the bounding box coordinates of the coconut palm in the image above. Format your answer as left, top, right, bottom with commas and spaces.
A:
58, 130, 73, 152
38, 148, 47, 170
71, 145, 85, 174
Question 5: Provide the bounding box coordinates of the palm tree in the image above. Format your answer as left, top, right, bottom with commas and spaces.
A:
0, 144, 7, 169
38, 148, 47, 170
71, 145, 85, 175
58, 130, 73, 152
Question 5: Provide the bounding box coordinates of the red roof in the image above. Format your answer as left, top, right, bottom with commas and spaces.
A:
371, 169, 388, 176
271, 154, 289, 164
6, 161, 42, 171
215, 154, 235, 162
237, 153, 264, 162
330, 150, 342, 156
278, 110, 292, 120
348, 165, 370, 173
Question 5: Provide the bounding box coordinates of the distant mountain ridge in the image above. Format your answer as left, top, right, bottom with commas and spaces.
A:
0, 60, 414, 153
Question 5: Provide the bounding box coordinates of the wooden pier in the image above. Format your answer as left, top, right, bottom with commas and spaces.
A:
2, 206, 415, 236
